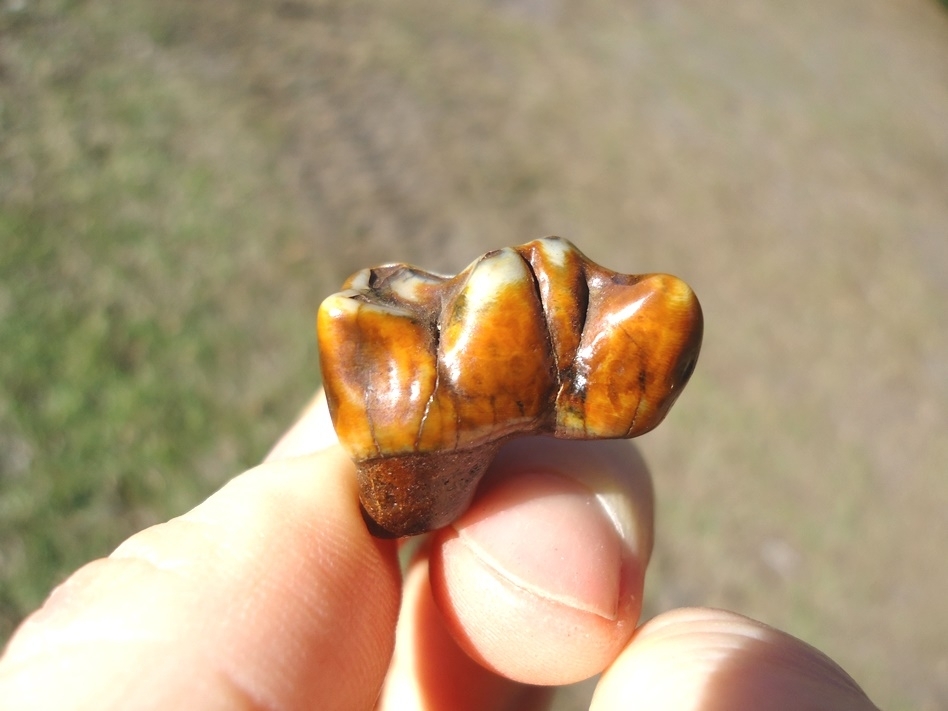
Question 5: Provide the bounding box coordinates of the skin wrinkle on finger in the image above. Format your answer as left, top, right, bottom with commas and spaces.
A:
453, 524, 617, 620
433, 532, 640, 686
449, 470, 625, 621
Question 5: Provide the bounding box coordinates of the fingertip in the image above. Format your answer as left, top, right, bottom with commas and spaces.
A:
591, 608, 879, 711
429, 437, 654, 685
378, 547, 552, 711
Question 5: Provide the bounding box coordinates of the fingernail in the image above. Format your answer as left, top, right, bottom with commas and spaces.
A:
452, 470, 624, 620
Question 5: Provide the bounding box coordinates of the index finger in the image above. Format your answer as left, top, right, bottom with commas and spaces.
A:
0, 435, 400, 710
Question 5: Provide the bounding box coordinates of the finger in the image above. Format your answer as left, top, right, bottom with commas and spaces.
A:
591, 608, 880, 711
377, 544, 554, 711
0, 449, 401, 711
429, 437, 654, 685
265, 388, 338, 461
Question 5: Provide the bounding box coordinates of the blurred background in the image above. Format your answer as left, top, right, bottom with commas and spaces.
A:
2, 0, 947, 708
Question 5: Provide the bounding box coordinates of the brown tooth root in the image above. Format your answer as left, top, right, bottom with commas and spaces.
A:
317, 236, 703, 538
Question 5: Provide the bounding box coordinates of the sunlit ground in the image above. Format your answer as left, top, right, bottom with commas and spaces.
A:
2, 1, 947, 708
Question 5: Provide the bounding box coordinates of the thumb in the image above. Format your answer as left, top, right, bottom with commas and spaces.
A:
591, 608, 879, 711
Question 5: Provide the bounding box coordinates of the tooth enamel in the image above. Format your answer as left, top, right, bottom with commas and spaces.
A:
317, 237, 703, 537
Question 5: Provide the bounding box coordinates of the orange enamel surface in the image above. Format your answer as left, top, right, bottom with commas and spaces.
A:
317, 297, 437, 460
412, 382, 460, 452
555, 274, 701, 438
316, 236, 703, 536
316, 295, 375, 458
437, 249, 556, 449
357, 306, 438, 456
518, 237, 588, 380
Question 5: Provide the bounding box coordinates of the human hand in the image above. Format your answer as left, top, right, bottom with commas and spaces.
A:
0, 391, 878, 710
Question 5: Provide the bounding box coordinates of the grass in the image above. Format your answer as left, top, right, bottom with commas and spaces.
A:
0, 0, 319, 633
2, 1, 948, 708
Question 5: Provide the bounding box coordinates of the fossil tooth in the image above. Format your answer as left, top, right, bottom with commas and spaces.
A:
317, 236, 703, 537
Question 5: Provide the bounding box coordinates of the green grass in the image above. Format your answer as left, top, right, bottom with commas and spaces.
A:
0, 0, 319, 637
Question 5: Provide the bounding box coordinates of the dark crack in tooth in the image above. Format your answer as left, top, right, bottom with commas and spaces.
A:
517, 236, 590, 383
317, 236, 703, 537
554, 269, 703, 440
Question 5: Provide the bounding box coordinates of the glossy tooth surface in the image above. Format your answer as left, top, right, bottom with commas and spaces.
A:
317, 236, 703, 537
